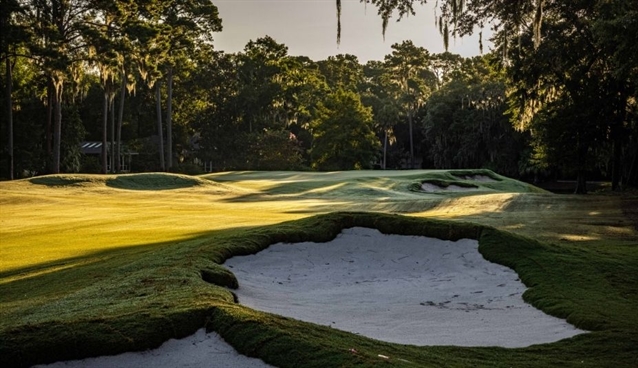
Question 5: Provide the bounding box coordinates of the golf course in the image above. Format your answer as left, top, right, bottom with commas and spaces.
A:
1, 169, 636, 367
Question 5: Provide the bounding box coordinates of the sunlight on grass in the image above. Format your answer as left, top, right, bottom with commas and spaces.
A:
415, 193, 518, 217
2, 171, 634, 274
559, 234, 601, 242
1, 171, 637, 367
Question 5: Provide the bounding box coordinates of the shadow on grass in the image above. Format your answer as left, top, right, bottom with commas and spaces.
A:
28, 173, 210, 191
2, 212, 637, 368
105, 173, 206, 190
0, 226, 254, 295
29, 176, 95, 187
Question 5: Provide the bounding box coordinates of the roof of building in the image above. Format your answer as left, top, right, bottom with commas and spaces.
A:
81, 142, 137, 155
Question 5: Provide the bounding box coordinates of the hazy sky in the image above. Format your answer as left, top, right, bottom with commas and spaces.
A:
213, 0, 490, 63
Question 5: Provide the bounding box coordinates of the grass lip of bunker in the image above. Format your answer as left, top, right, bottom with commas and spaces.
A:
407, 169, 547, 194
450, 169, 503, 182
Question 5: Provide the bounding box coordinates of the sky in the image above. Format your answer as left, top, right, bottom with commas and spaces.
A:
212, 0, 491, 63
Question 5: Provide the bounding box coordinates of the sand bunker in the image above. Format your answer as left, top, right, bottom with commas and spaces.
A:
455, 174, 498, 182
224, 228, 586, 347
37, 229, 586, 367
35, 329, 273, 368
421, 182, 478, 193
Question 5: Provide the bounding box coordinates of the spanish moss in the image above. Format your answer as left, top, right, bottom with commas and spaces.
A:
336, 0, 342, 44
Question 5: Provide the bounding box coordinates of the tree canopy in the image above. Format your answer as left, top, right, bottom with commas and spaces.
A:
1, 0, 636, 192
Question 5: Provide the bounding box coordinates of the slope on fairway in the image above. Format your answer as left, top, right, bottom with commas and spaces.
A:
1, 172, 636, 367
203, 169, 545, 200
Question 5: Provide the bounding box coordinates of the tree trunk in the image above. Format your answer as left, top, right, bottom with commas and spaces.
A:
109, 95, 115, 173
408, 110, 414, 169
575, 169, 587, 194
383, 129, 388, 170
627, 145, 638, 187
611, 130, 622, 191
116, 70, 126, 173
155, 82, 165, 171
46, 80, 53, 170
165, 67, 173, 170
574, 138, 587, 194
101, 91, 108, 174
6, 56, 13, 180
52, 80, 63, 174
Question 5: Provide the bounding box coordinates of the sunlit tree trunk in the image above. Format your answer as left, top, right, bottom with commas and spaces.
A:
52, 77, 63, 174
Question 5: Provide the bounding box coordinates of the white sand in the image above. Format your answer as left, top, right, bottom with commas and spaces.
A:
225, 227, 586, 347
35, 329, 274, 368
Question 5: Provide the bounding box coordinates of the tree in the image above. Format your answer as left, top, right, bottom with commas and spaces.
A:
236, 36, 289, 134
384, 40, 434, 168
350, 0, 638, 191
18, 0, 94, 174
0, 0, 23, 179
83, 0, 140, 173
423, 54, 524, 176
430, 52, 463, 90
317, 54, 364, 92
187, 50, 244, 170
593, 1, 638, 188
507, 1, 636, 193
311, 89, 380, 170
339, 1, 545, 51
155, 0, 222, 169
335, 0, 429, 43
361, 60, 400, 169
128, 8, 166, 171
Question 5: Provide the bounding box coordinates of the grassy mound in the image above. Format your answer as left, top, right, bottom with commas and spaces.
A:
28, 172, 225, 191
105, 173, 211, 190
1, 212, 636, 367
29, 175, 104, 187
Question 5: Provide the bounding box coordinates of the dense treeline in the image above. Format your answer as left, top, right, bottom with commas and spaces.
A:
1, 0, 637, 192
345, 0, 638, 192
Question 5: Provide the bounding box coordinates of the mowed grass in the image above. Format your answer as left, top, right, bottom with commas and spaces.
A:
0, 170, 637, 367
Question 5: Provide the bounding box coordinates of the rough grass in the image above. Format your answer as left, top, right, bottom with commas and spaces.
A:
1, 170, 637, 367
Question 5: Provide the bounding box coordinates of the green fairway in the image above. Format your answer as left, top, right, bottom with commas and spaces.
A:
1, 170, 636, 367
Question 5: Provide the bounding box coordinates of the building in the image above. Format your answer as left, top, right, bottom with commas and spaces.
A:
80, 141, 137, 173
